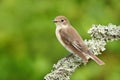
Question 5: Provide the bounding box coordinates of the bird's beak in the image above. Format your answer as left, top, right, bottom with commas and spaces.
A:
53, 20, 58, 23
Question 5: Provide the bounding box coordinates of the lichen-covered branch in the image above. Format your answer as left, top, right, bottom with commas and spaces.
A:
44, 24, 120, 80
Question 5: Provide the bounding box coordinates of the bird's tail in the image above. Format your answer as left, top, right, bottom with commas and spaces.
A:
87, 50, 105, 65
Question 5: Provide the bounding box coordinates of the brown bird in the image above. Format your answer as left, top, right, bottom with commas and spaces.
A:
53, 16, 105, 65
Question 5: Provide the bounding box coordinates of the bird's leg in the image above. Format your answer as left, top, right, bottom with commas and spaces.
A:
65, 53, 73, 60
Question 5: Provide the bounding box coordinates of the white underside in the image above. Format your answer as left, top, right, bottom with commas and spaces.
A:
56, 27, 74, 53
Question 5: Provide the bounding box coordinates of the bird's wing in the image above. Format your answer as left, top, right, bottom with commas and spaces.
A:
72, 40, 85, 52
64, 27, 88, 52
59, 28, 88, 62
59, 27, 104, 65
59, 29, 72, 45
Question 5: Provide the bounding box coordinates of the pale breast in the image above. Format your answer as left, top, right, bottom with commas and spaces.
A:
55, 28, 74, 53
56, 28, 66, 47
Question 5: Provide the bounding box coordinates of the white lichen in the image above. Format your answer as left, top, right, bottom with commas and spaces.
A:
44, 24, 120, 80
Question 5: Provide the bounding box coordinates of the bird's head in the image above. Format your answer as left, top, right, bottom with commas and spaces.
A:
53, 16, 70, 28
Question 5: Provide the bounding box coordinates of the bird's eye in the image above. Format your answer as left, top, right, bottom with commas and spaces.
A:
61, 20, 64, 22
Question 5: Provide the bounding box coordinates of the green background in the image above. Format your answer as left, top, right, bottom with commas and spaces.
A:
0, 0, 120, 80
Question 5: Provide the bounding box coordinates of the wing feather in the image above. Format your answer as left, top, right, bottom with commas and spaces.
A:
59, 28, 88, 62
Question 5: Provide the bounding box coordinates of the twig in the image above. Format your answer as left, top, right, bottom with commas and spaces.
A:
44, 24, 120, 80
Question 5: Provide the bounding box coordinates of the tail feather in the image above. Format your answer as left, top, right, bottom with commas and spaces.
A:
87, 51, 105, 65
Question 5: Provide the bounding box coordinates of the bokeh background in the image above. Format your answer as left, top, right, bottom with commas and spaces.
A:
0, 0, 120, 80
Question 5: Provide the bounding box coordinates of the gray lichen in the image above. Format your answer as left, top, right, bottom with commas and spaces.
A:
44, 24, 120, 80
88, 24, 120, 41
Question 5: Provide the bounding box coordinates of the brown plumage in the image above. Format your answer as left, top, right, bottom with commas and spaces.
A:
53, 16, 105, 65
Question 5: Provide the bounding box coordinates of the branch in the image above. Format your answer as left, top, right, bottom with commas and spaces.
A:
44, 24, 120, 80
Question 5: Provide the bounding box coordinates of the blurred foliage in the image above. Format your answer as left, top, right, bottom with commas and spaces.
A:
0, 0, 120, 80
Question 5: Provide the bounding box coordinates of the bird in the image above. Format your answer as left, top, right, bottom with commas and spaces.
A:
53, 16, 105, 65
